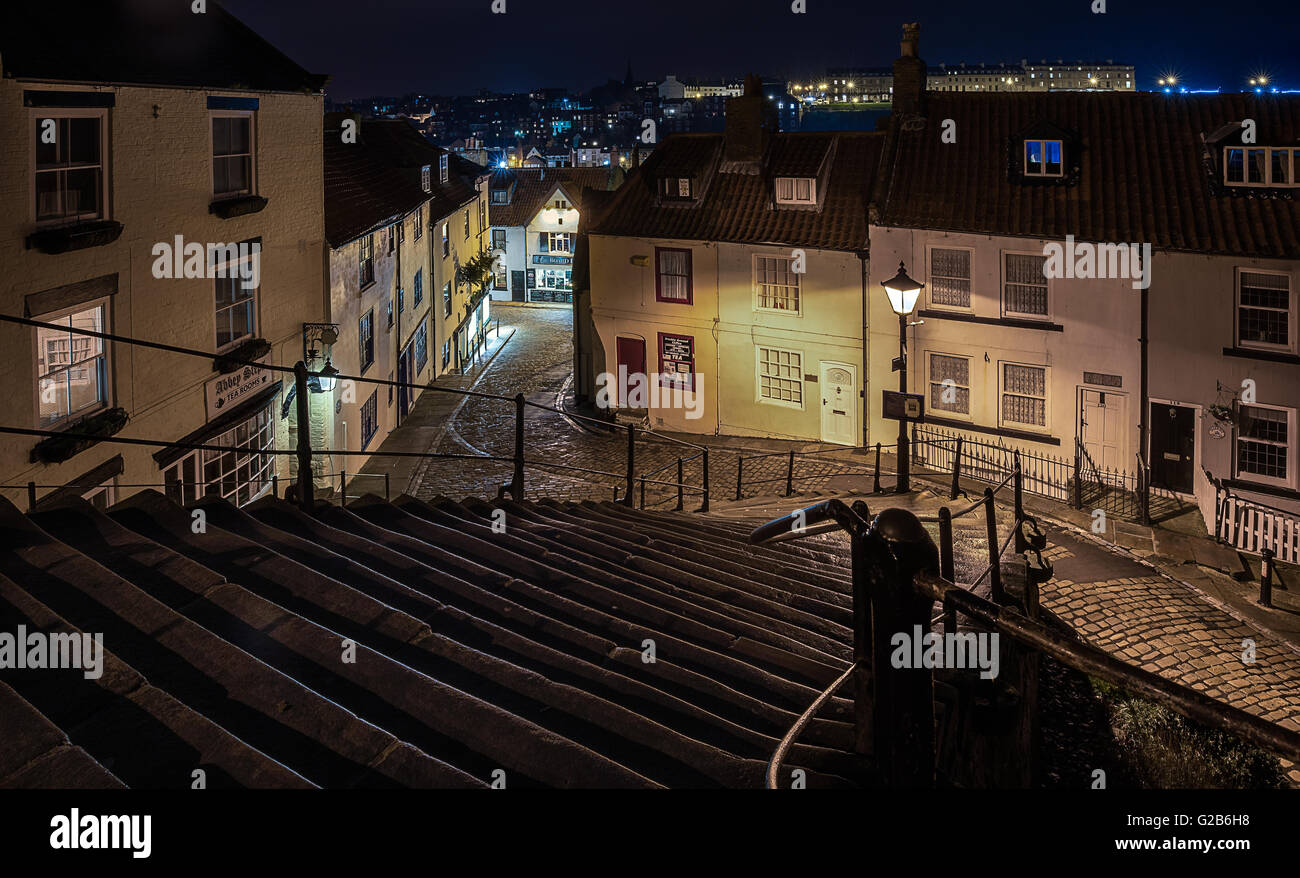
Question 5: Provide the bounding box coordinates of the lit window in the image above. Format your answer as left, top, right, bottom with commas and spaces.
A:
163, 403, 274, 507
441, 222, 449, 257
928, 353, 971, 416
758, 347, 803, 408
1000, 363, 1048, 429
36, 302, 109, 428
754, 255, 800, 311
1004, 253, 1049, 317
1224, 146, 1298, 188
34, 111, 107, 223
1236, 404, 1294, 486
1024, 139, 1063, 177
774, 177, 815, 204
1237, 269, 1294, 352
929, 248, 972, 308
655, 247, 692, 303
659, 176, 692, 199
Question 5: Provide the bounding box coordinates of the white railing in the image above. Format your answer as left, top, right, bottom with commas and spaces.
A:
1208, 470, 1300, 564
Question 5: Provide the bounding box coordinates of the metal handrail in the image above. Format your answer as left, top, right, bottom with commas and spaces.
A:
765, 662, 857, 790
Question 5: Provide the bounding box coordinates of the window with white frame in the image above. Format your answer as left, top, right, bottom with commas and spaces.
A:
655, 247, 692, 303
928, 353, 971, 416
34, 111, 107, 224
543, 232, 574, 254
1003, 253, 1049, 317
1236, 269, 1294, 352
441, 222, 449, 257
1024, 139, 1063, 177
774, 177, 815, 205
214, 246, 259, 351
421, 164, 431, 193
163, 402, 274, 507
443, 281, 452, 317
1224, 147, 1298, 188
1236, 404, 1294, 486
929, 247, 972, 308
1000, 362, 1048, 429
36, 301, 108, 428
758, 347, 804, 408
754, 255, 800, 311
414, 206, 423, 241
359, 234, 375, 287
439, 154, 449, 183
212, 111, 255, 198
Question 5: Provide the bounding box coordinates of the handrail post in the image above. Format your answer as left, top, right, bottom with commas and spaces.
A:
864, 509, 939, 787
340, 469, 346, 507
1260, 548, 1275, 608
984, 487, 1004, 604
511, 393, 525, 501
735, 456, 744, 501
938, 506, 955, 583
700, 448, 710, 513
873, 442, 882, 493
639, 474, 646, 509
676, 458, 684, 511
27, 481, 36, 512
786, 450, 795, 497
1072, 440, 1083, 509
950, 436, 963, 500
1013, 451, 1027, 553
624, 425, 635, 507
293, 361, 315, 512
384, 472, 390, 502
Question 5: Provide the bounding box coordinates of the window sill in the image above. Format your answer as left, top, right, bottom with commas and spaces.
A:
30, 407, 128, 465
1223, 478, 1300, 502
921, 415, 1061, 446
26, 220, 124, 255
209, 195, 268, 219
917, 310, 1063, 332
1222, 346, 1300, 365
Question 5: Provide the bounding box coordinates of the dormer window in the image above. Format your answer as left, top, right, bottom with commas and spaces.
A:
421, 165, 431, 193
774, 177, 815, 205
1224, 147, 1298, 188
491, 188, 510, 204
659, 177, 692, 199
1024, 140, 1063, 177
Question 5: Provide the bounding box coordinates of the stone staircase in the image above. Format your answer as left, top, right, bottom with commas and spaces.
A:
0, 490, 873, 789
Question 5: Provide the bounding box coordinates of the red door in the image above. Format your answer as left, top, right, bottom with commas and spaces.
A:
615, 337, 646, 407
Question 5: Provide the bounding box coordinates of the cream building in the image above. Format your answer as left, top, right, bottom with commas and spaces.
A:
0, 1, 327, 510
584, 77, 884, 445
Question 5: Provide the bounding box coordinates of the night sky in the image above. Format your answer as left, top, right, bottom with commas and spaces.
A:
224, 0, 1298, 99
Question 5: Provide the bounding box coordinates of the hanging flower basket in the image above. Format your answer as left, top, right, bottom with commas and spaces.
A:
1208, 403, 1235, 424
31, 407, 129, 464
214, 337, 271, 373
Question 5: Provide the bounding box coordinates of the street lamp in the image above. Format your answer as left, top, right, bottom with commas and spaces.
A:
881, 261, 924, 493
314, 358, 339, 393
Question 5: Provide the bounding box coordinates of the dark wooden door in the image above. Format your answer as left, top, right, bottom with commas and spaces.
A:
1149, 402, 1195, 493
615, 337, 646, 408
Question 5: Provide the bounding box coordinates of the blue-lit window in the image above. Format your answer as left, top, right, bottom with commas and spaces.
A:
1024, 139, 1063, 177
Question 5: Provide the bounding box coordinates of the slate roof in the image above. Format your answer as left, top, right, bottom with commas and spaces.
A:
876, 92, 1300, 259
0, 0, 327, 94
488, 167, 625, 228
591, 132, 884, 252
0, 491, 867, 788
324, 116, 482, 249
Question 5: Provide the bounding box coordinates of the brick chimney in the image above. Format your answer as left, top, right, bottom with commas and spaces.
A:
892, 22, 926, 117
724, 73, 777, 164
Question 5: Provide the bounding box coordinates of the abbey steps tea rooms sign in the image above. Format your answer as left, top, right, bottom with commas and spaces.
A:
205, 362, 275, 420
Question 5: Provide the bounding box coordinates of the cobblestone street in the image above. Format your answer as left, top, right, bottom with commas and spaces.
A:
408, 304, 877, 505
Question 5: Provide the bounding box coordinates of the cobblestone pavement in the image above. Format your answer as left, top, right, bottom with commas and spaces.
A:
410, 304, 877, 505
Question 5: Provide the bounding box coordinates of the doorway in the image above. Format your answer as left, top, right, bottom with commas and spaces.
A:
615, 336, 646, 408
1079, 388, 1127, 470
1149, 402, 1196, 493
819, 362, 857, 446
397, 343, 412, 421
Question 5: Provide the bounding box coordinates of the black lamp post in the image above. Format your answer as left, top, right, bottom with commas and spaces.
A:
881, 261, 924, 493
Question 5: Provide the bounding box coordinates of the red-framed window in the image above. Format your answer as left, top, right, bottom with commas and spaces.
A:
658, 332, 695, 391
655, 247, 692, 304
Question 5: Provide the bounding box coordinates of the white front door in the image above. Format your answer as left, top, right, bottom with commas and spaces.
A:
1079, 388, 1127, 470
820, 362, 857, 446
